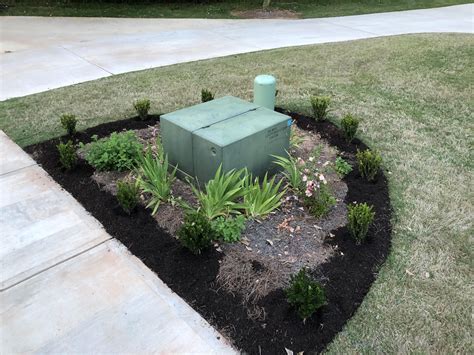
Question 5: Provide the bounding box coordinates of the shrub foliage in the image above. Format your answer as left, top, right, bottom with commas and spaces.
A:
201, 89, 214, 103
341, 113, 359, 142
116, 179, 140, 214
60, 114, 77, 136
56, 140, 77, 171
356, 148, 382, 181
310, 95, 331, 121
285, 268, 326, 320
133, 98, 151, 120
178, 210, 216, 254
348, 202, 375, 244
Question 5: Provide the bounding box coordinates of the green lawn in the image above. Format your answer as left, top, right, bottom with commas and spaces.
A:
1, 0, 471, 19
1, 34, 473, 353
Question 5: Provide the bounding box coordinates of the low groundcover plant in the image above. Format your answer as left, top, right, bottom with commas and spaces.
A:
84, 131, 143, 171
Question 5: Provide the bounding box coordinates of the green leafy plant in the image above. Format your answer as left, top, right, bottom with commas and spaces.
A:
348, 203, 375, 244
334, 156, 352, 177
191, 165, 247, 220
56, 140, 77, 171
84, 131, 142, 171
136, 148, 176, 215
211, 215, 246, 243
303, 183, 336, 218
285, 268, 326, 320
116, 179, 140, 214
356, 148, 382, 181
341, 113, 359, 142
60, 114, 77, 136
201, 89, 214, 103
272, 153, 302, 190
133, 98, 151, 120
178, 209, 216, 254
310, 95, 331, 121
243, 173, 286, 218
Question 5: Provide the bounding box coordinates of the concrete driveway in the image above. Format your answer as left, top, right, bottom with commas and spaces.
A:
0, 4, 472, 100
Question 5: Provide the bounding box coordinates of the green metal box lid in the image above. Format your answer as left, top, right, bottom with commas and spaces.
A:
161, 96, 259, 132
193, 107, 291, 146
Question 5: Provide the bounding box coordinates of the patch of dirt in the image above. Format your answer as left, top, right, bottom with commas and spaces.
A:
91, 170, 129, 195
152, 178, 197, 237
25, 112, 392, 354
232, 9, 300, 19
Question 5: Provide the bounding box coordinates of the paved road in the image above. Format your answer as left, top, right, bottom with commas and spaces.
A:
0, 4, 472, 100
0, 131, 235, 353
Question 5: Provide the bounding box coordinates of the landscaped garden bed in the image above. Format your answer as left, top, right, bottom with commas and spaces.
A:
25, 100, 392, 354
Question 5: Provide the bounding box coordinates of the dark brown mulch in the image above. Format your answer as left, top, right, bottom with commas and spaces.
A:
25, 110, 391, 354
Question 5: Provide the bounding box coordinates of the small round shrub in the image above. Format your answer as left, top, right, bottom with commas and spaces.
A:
178, 210, 216, 254
133, 98, 151, 120
56, 140, 77, 171
341, 114, 359, 142
60, 114, 77, 136
310, 95, 331, 121
348, 202, 375, 244
285, 268, 326, 320
356, 149, 382, 182
116, 179, 140, 214
201, 89, 214, 103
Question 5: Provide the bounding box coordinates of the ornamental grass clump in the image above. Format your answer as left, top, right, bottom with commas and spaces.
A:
310, 95, 331, 121
60, 114, 77, 136
272, 153, 302, 190
56, 140, 77, 171
356, 148, 382, 181
178, 210, 216, 254
136, 147, 176, 215
243, 173, 286, 218
191, 165, 247, 220
341, 113, 359, 142
285, 268, 326, 320
84, 131, 143, 171
133, 98, 151, 120
201, 89, 214, 103
347, 202, 375, 244
116, 179, 140, 214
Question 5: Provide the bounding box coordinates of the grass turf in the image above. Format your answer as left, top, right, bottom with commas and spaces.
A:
0, 33, 473, 353
1, 0, 471, 19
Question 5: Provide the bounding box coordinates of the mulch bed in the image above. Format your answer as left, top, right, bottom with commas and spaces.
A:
25, 110, 392, 354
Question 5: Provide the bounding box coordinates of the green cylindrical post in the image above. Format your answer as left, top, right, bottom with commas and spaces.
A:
254, 75, 276, 110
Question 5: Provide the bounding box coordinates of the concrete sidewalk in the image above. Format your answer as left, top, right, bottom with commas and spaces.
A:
0, 130, 236, 354
1, 4, 472, 100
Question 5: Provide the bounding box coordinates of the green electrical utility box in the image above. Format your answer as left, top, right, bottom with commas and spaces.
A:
161, 96, 291, 183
